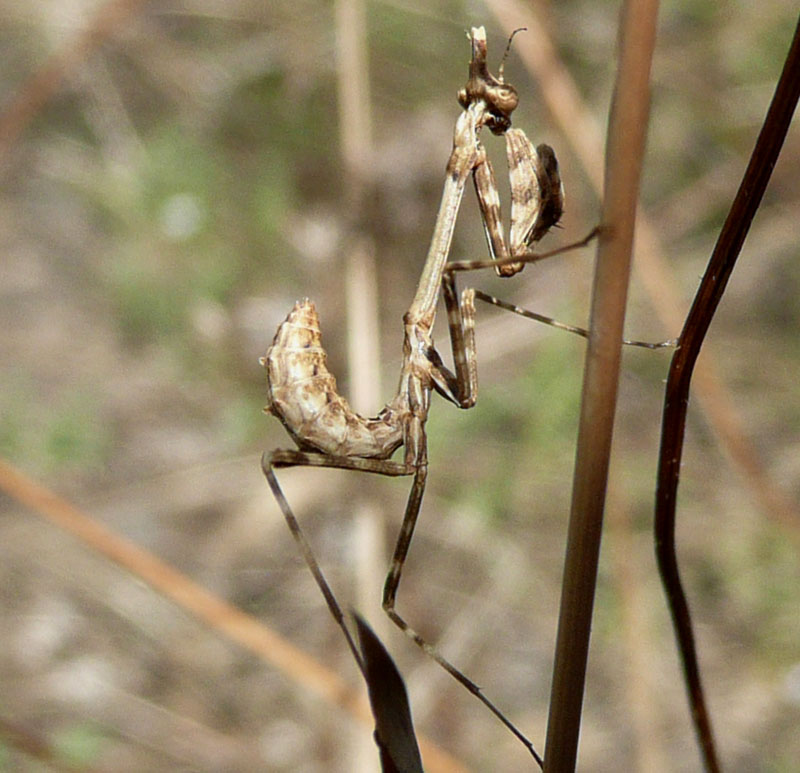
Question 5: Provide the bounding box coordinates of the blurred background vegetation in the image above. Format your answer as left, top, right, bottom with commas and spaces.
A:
1, 0, 798, 770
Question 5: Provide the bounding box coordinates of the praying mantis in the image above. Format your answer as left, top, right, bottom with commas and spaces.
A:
261, 25, 662, 763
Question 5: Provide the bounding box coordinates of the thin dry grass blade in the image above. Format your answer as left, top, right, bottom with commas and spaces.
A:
0, 458, 467, 773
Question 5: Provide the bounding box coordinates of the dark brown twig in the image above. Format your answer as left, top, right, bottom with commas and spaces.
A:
655, 15, 800, 773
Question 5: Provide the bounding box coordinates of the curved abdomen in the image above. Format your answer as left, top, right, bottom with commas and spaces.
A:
263, 299, 403, 459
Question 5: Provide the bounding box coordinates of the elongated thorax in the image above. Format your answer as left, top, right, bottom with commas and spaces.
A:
263, 300, 404, 459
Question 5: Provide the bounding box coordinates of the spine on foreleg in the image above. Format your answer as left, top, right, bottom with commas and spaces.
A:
262, 300, 403, 459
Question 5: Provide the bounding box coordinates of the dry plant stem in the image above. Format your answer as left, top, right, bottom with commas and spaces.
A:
544, 2, 659, 771
334, 3, 386, 753
655, 17, 800, 773
0, 459, 467, 773
336, 0, 381, 421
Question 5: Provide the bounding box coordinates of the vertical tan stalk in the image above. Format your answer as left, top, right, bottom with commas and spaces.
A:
544, 2, 659, 770
333, 1, 385, 768
335, 0, 379, 413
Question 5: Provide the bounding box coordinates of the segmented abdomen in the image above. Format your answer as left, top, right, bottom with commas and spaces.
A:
263, 299, 403, 459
